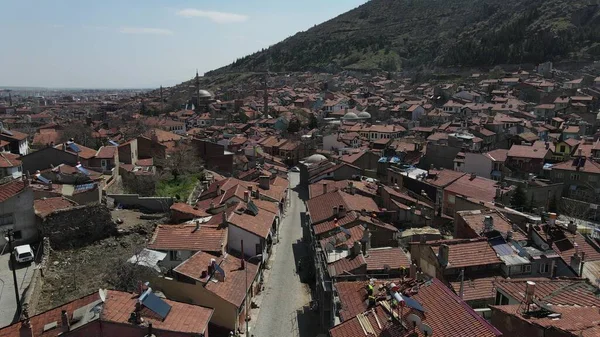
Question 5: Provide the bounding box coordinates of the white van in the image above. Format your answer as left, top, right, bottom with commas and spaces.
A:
13, 244, 34, 263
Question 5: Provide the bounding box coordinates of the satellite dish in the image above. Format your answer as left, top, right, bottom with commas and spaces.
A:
419, 323, 434, 336
99, 289, 107, 302
407, 313, 421, 328
540, 243, 550, 250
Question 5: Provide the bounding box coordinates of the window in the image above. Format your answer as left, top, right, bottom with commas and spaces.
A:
101, 159, 108, 168
559, 145, 566, 153
523, 265, 531, 273
0, 213, 14, 226
495, 292, 509, 305
540, 263, 550, 273
169, 250, 182, 261
12, 230, 22, 240
570, 173, 580, 181
555, 172, 564, 179
589, 175, 598, 183
448, 195, 456, 204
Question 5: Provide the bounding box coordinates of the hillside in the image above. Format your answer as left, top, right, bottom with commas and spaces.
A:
207, 0, 600, 75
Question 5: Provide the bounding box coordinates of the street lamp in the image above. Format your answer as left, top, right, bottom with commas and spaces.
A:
4, 229, 22, 318
245, 252, 262, 337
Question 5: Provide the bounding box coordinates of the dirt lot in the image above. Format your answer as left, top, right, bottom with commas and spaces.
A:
37, 210, 166, 312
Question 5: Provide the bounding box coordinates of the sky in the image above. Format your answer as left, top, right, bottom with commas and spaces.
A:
0, 0, 366, 89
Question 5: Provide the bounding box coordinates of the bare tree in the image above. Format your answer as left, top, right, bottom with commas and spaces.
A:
155, 143, 204, 181
104, 246, 160, 293
59, 122, 96, 148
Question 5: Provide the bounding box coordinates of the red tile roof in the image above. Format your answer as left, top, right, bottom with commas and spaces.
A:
95, 146, 117, 159
102, 290, 213, 334
174, 251, 258, 308
431, 238, 502, 268
313, 211, 361, 236
148, 223, 225, 253
457, 209, 527, 241
485, 149, 509, 162
170, 202, 210, 218
533, 224, 600, 263
330, 278, 501, 337
445, 175, 503, 204
364, 247, 411, 272
0, 180, 26, 203
54, 142, 98, 160
0, 290, 213, 337
495, 278, 600, 307
490, 304, 600, 336
227, 204, 276, 238
306, 190, 378, 224
450, 275, 503, 302
551, 158, 600, 174
0, 152, 21, 168
34, 197, 78, 218
309, 180, 350, 199
423, 169, 465, 187
507, 145, 550, 159
327, 254, 367, 277
320, 225, 365, 251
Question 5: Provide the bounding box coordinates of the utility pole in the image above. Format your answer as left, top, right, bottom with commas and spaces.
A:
4, 229, 22, 317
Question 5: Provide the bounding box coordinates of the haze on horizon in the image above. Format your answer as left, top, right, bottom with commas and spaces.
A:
0, 0, 365, 89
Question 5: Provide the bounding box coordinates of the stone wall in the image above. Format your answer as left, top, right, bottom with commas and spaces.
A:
107, 194, 173, 212
22, 237, 51, 316
41, 204, 116, 249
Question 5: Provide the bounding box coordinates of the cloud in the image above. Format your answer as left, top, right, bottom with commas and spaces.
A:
83, 25, 110, 31
176, 9, 248, 23
119, 27, 173, 35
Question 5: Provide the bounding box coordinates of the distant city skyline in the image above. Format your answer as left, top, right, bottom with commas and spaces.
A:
0, 0, 366, 89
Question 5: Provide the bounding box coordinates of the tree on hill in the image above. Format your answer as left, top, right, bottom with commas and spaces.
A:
287, 118, 301, 133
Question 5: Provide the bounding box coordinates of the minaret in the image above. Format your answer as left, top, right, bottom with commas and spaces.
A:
263, 57, 270, 118
8, 90, 12, 107
194, 69, 201, 113
159, 85, 164, 114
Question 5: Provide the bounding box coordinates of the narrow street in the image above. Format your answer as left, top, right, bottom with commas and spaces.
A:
250, 172, 320, 337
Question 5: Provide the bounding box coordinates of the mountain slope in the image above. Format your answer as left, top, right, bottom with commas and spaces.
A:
207, 0, 600, 75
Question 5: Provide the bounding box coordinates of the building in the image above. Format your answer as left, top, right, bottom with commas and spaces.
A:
0, 179, 36, 247
154, 251, 259, 332
0, 152, 22, 181
0, 288, 213, 337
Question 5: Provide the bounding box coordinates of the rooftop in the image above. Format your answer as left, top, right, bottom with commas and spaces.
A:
148, 223, 226, 254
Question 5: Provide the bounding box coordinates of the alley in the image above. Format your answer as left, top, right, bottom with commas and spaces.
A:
250, 172, 320, 337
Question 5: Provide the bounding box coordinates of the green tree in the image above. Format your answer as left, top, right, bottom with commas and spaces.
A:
308, 114, 318, 129
287, 118, 301, 133
510, 185, 528, 211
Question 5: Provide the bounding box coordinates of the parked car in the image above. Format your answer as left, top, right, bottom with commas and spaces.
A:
13, 244, 34, 263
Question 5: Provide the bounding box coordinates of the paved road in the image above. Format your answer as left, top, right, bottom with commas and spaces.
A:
251, 172, 320, 337
0, 251, 35, 328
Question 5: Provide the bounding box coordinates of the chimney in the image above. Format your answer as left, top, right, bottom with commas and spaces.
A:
361, 228, 371, 254
567, 221, 577, 234
61, 310, 70, 332
495, 188, 501, 199
256, 189, 261, 200
352, 241, 362, 257
333, 206, 339, 217
550, 260, 557, 278
545, 142, 549, 150
323, 183, 328, 195
146, 323, 153, 337
506, 230, 513, 241
19, 320, 33, 337
484, 215, 494, 232
409, 263, 417, 279
439, 244, 449, 267
470, 173, 476, 180
138, 281, 144, 296
580, 252, 586, 276
244, 191, 250, 203
194, 220, 200, 232
348, 181, 355, 195
222, 211, 227, 227
338, 205, 347, 217
241, 240, 245, 270
570, 253, 582, 275
578, 148, 583, 157
259, 176, 270, 190
216, 185, 222, 196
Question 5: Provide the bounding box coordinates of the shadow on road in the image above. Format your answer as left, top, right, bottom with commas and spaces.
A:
292, 184, 309, 201
291, 240, 314, 284
296, 306, 323, 337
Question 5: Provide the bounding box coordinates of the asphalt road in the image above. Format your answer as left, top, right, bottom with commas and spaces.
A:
0, 251, 35, 328
251, 172, 320, 337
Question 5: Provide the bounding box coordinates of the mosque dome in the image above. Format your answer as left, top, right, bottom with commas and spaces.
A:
357, 111, 371, 119
305, 154, 328, 164
343, 112, 359, 120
